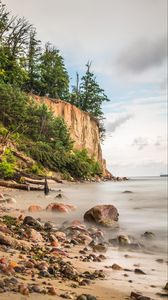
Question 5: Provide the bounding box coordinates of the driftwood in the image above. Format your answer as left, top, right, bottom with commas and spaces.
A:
0, 180, 43, 191
15, 169, 63, 183
24, 178, 45, 185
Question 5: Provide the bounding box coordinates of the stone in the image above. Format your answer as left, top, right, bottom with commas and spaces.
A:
142, 232, 155, 239
46, 203, 76, 213
130, 292, 151, 299
164, 282, 168, 290
0, 232, 31, 250
23, 216, 43, 230
28, 205, 43, 212
28, 228, 43, 242
118, 235, 131, 246
134, 268, 146, 275
112, 263, 123, 270
123, 190, 133, 194
48, 286, 57, 295
84, 205, 119, 227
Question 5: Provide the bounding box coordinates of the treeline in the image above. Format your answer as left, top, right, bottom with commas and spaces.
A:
0, 0, 108, 179
0, 1, 109, 134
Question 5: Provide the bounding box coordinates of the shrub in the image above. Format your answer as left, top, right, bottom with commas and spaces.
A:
0, 160, 15, 179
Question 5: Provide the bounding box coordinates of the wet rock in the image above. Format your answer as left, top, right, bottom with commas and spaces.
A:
118, 235, 131, 246
44, 221, 53, 230
142, 232, 155, 239
134, 268, 146, 275
112, 263, 123, 270
156, 258, 164, 263
130, 292, 151, 299
84, 204, 119, 227
46, 203, 76, 213
123, 190, 133, 194
28, 205, 43, 212
77, 295, 97, 300
164, 282, 168, 290
23, 216, 43, 230
92, 243, 107, 252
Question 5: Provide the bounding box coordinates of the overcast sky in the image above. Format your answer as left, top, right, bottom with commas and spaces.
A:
3, 0, 167, 176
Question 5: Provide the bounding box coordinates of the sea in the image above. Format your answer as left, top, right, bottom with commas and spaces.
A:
10, 176, 168, 255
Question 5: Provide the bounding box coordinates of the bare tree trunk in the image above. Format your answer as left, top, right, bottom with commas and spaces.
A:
0, 180, 43, 191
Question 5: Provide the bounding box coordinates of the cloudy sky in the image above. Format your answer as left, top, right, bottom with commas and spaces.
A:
3, 0, 167, 176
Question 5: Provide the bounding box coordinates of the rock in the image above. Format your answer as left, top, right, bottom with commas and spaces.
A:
92, 243, 107, 252
142, 232, 155, 239
44, 221, 53, 230
123, 190, 133, 194
28, 205, 43, 212
6, 197, 16, 204
130, 292, 151, 299
77, 295, 97, 300
54, 231, 66, 241
48, 286, 57, 295
46, 203, 76, 213
134, 268, 146, 275
0, 232, 31, 250
23, 216, 43, 230
112, 263, 123, 270
118, 235, 131, 246
84, 205, 119, 227
164, 282, 168, 290
27, 228, 43, 242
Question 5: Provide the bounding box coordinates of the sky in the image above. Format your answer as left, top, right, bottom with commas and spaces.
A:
3, 0, 167, 176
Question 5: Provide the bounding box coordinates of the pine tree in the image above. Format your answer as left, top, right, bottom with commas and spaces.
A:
24, 29, 41, 93
79, 62, 110, 119
39, 43, 69, 99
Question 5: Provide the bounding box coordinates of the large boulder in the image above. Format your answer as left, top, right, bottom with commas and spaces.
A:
84, 205, 119, 227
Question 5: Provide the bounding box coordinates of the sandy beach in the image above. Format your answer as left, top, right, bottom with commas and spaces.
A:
0, 179, 167, 300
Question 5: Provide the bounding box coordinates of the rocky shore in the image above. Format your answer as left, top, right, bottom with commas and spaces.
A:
0, 186, 167, 300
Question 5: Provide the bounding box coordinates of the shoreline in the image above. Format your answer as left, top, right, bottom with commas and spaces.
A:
0, 182, 167, 300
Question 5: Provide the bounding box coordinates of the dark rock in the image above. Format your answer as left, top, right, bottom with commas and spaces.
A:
84, 205, 119, 227
164, 282, 168, 290
134, 268, 146, 274
130, 291, 151, 299
123, 190, 133, 194
142, 232, 155, 239
23, 216, 43, 230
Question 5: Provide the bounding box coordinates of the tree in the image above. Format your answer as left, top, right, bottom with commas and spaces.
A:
79, 62, 110, 118
24, 28, 41, 93
39, 43, 69, 99
70, 72, 80, 106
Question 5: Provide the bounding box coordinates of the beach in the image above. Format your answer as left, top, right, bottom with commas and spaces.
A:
0, 177, 167, 299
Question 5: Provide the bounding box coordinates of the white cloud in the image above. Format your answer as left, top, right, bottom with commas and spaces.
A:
102, 92, 167, 176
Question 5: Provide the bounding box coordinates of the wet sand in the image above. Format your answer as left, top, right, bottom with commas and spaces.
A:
0, 180, 167, 300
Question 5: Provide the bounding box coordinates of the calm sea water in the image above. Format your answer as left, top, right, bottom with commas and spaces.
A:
12, 176, 167, 254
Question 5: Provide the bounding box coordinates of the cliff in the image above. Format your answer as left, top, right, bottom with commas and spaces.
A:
33, 96, 106, 174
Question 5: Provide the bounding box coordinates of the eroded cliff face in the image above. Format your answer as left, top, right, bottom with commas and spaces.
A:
34, 96, 106, 173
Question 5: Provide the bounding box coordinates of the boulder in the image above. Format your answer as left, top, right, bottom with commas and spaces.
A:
28, 205, 43, 213
84, 205, 119, 227
46, 202, 76, 213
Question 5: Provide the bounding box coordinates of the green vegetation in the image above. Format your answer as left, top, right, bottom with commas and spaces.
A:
0, 1, 105, 180
0, 83, 102, 180
0, 148, 16, 179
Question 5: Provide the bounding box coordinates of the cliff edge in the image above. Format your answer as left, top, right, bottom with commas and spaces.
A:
34, 96, 107, 175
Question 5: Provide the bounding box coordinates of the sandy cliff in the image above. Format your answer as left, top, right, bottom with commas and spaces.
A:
33, 96, 106, 174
